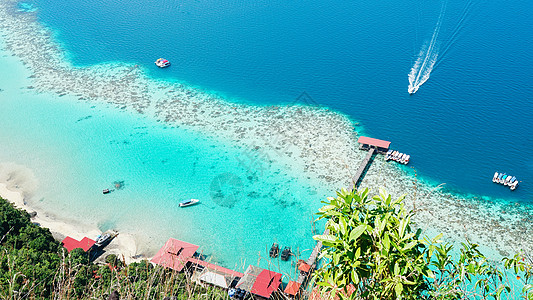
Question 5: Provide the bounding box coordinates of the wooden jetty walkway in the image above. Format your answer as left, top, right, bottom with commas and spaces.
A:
296, 136, 389, 287
349, 147, 375, 191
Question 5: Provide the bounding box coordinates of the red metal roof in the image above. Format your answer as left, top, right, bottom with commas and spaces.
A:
251, 269, 282, 298
284, 281, 301, 296
187, 257, 244, 278
298, 260, 311, 272
151, 238, 199, 272
357, 136, 391, 149
62, 236, 95, 252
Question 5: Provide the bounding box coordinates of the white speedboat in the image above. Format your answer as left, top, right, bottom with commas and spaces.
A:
385, 150, 393, 161
95, 233, 112, 247
492, 172, 499, 183
510, 180, 518, 190
404, 155, 410, 164
179, 198, 200, 207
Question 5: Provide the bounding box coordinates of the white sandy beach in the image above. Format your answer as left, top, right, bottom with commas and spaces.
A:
0, 182, 143, 264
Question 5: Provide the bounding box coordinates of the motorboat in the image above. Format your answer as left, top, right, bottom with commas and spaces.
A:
103, 188, 110, 194
497, 173, 504, 184
404, 155, 410, 164
492, 172, 499, 183
504, 175, 513, 186
155, 58, 171, 68
269, 243, 280, 258
281, 246, 291, 261
95, 233, 112, 247
510, 181, 519, 190
179, 198, 199, 207
385, 150, 393, 160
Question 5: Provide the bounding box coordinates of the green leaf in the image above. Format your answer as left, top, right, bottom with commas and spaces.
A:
394, 282, 403, 297
313, 234, 337, 243
349, 225, 367, 242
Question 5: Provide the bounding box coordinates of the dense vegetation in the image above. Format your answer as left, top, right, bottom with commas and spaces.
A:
313, 188, 533, 299
0, 197, 226, 299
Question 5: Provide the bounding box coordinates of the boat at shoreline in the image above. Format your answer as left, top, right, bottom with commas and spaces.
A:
179, 198, 199, 207
95, 233, 112, 247
155, 58, 170, 68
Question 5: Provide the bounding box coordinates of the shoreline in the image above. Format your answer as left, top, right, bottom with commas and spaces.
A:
0, 182, 144, 264
0, 0, 532, 265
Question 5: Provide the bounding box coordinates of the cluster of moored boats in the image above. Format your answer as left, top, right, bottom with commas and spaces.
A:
269, 243, 292, 261
385, 150, 410, 164
493, 172, 519, 190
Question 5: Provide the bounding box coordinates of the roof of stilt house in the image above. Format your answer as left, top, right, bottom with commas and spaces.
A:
188, 257, 244, 278
151, 238, 199, 272
62, 236, 95, 252
357, 136, 391, 149
284, 281, 301, 296
236, 265, 282, 298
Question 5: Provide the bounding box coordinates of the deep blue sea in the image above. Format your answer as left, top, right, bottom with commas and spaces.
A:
29, 0, 532, 202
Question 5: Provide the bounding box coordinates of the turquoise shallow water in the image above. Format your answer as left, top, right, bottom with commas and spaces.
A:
26, 0, 533, 202
0, 48, 327, 277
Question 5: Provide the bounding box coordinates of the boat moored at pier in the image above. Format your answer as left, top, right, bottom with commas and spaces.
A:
493, 172, 519, 190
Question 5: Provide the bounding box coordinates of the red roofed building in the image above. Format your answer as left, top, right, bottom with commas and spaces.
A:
236, 265, 282, 299
151, 238, 199, 272
298, 260, 311, 273
357, 136, 391, 154
284, 281, 301, 297
188, 257, 244, 278
62, 236, 95, 252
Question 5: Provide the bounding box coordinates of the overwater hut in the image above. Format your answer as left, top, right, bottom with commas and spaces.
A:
188, 257, 243, 289
236, 265, 282, 299
357, 136, 391, 154
284, 281, 302, 298
151, 238, 199, 272
61, 236, 95, 252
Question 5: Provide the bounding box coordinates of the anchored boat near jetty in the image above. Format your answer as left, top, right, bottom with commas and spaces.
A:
385, 149, 410, 164
493, 172, 519, 190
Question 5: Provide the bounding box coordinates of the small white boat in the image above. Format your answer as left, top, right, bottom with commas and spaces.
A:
401, 153, 408, 164
95, 233, 112, 247
504, 176, 513, 186
385, 150, 393, 161
492, 172, 499, 183
404, 155, 410, 164
510, 181, 518, 190
179, 198, 200, 207
391, 151, 400, 160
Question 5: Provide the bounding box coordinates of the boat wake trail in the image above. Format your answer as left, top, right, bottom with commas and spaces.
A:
408, 1, 447, 95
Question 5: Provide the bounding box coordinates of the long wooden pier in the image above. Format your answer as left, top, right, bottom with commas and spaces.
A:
349, 147, 375, 191
295, 139, 382, 290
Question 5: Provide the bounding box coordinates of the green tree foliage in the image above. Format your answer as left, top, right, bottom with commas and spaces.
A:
313, 188, 526, 299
